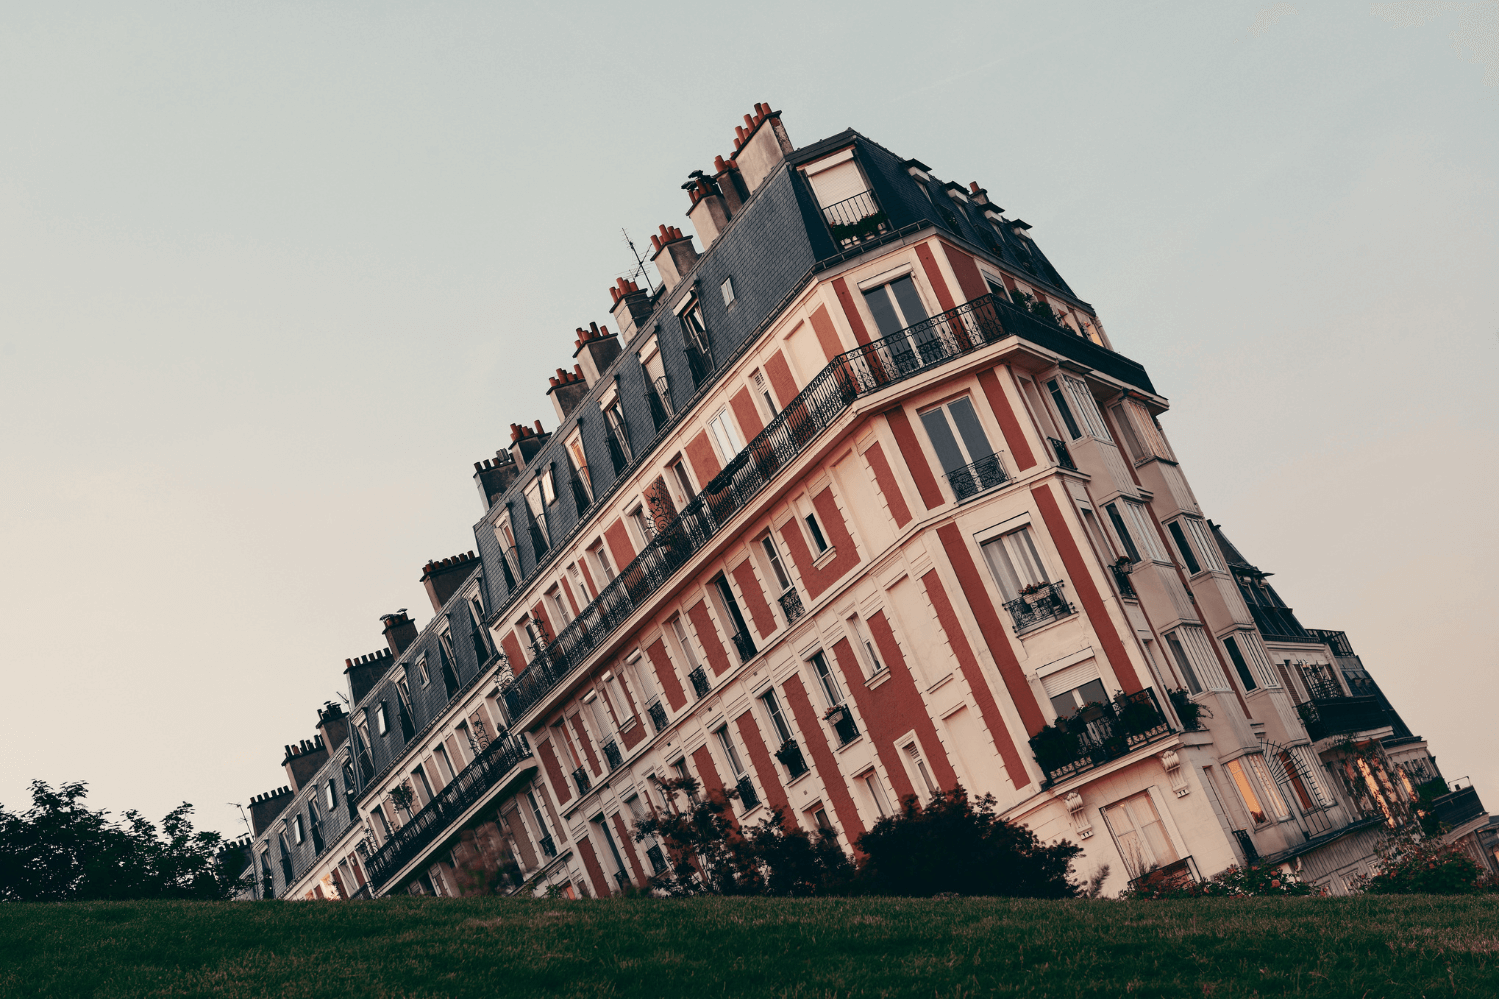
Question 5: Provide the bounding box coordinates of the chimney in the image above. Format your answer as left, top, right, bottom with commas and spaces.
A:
282, 735, 329, 793
713, 154, 750, 214
419, 550, 481, 612
473, 450, 519, 510
344, 648, 394, 705
967, 181, 990, 206
316, 701, 349, 753
572, 322, 622, 385
607, 279, 653, 343
685, 173, 732, 250
507, 421, 551, 471
730, 102, 793, 197
381, 609, 418, 655
547, 365, 589, 423
248, 786, 294, 836
649, 225, 699, 293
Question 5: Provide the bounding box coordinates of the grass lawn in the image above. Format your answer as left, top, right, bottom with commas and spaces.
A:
2, 895, 1497, 998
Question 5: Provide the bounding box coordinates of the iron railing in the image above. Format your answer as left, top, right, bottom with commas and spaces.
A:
1030, 688, 1173, 788
821, 190, 889, 248
646, 385, 671, 432
1111, 563, 1137, 599
1297, 696, 1388, 741
1233, 829, 1259, 866
647, 700, 669, 733
826, 705, 859, 746
572, 766, 591, 795
688, 666, 710, 698
686, 346, 712, 390
1126, 855, 1200, 896
538, 832, 557, 859
1049, 437, 1077, 470
602, 739, 623, 772
775, 739, 809, 778
730, 630, 757, 664
1003, 581, 1073, 633
606, 429, 629, 475
736, 776, 760, 809
363, 734, 534, 892
778, 588, 805, 624
945, 453, 1009, 502
646, 844, 667, 875
499, 293, 1113, 726
614, 870, 630, 891
1432, 785, 1485, 829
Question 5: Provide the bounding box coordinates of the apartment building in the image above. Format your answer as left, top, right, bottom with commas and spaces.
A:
236, 104, 1491, 901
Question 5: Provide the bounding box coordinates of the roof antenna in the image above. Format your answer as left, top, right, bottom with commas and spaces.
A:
229, 802, 252, 837
621, 228, 657, 295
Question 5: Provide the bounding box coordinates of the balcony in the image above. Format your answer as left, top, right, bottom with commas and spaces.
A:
363, 735, 535, 893
1004, 581, 1073, 633
778, 588, 805, 624
1432, 785, 1485, 830
1049, 437, 1077, 471
821, 190, 889, 249
647, 699, 669, 733
646, 844, 667, 875
736, 776, 760, 809
688, 665, 711, 698
774, 738, 809, 778
499, 293, 1155, 725
730, 630, 757, 664
825, 705, 859, 746
572, 766, 592, 795
1111, 563, 1137, 600
601, 739, 623, 772
1127, 855, 1201, 897
1296, 696, 1389, 741
1029, 688, 1173, 788
945, 453, 1009, 502
538, 832, 557, 859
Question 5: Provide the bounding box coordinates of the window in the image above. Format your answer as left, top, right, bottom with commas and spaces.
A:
804, 510, 828, 554
416, 658, 430, 687
412, 765, 434, 804
983, 275, 1011, 303
1106, 500, 1165, 563
590, 540, 615, 582
670, 459, 696, 502
812, 807, 833, 832
760, 688, 794, 744
293, 815, 305, 844
720, 276, 735, 306
669, 616, 702, 672
979, 526, 1050, 601
1048, 677, 1109, 720
713, 576, 756, 660
810, 650, 844, 707
371, 804, 392, 839
1222, 636, 1257, 691
433, 743, 454, 782
584, 690, 614, 742
681, 299, 711, 356
1102, 791, 1178, 878
1167, 521, 1200, 574
628, 504, 654, 546
920, 396, 998, 496
849, 615, 883, 676
376, 703, 389, 737
1165, 633, 1202, 695
325, 781, 338, 811
904, 742, 937, 798
526, 789, 553, 847
706, 408, 744, 463
716, 726, 746, 777
1173, 518, 1225, 573
547, 586, 572, 628
1225, 757, 1270, 825
752, 369, 777, 418
861, 274, 928, 337
862, 772, 892, 817
605, 402, 632, 463
1104, 503, 1141, 563
565, 432, 592, 502
524, 478, 550, 548
1046, 378, 1083, 440
761, 535, 793, 594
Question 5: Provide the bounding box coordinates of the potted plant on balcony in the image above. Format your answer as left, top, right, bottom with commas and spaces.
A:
773, 739, 805, 772
389, 781, 414, 816
1029, 721, 1080, 775
1116, 695, 1165, 738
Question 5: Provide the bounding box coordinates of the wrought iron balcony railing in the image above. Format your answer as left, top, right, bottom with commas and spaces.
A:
688, 665, 711, 698
945, 453, 1009, 502
1030, 687, 1173, 788
736, 775, 760, 809
730, 630, 757, 664
1049, 437, 1077, 470
775, 738, 809, 778
1003, 581, 1073, 633
646, 844, 667, 875
778, 588, 805, 624
363, 734, 534, 892
538, 832, 557, 859
1297, 696, 1389, 741
821, 190, 890, 249
1126, 855, 1201, 897
1111, 563, 1137, 600
1432, 785, 1485, 830
826, 705, 860, 746
647, 699, 669, 733
500, 294, 1149, 726
572, 766, 592, 795
602, 739, 623, 772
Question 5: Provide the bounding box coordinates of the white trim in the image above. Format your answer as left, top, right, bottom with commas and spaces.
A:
855, 263, 915, 292
971, 511, 1032, 546
801, 146, 856, 175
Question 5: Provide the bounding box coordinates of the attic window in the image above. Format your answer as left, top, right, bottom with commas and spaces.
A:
721, 276, 735, 307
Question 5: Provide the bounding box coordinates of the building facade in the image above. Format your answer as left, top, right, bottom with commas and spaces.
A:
235, 104, 1492, 901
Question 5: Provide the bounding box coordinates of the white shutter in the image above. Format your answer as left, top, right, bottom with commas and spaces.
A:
1178, 625, 1229, 691
1041, 657, 1101, 697
806, 159, 867, 209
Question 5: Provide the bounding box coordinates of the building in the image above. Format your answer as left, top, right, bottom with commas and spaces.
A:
236, 103, 1491, 901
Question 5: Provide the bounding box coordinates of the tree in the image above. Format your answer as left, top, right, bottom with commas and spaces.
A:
855, 787, 1082, 898
0, 780, 247, 901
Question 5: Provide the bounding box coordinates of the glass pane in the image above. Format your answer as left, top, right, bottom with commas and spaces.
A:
862, 286, 903, 337
890, 275, 929, 327
947, 398, 994, 460
919, 408, 967, 475
980, 537, 1022, 600
1076, 679, 1107, 707
1226, 758, 1267, 824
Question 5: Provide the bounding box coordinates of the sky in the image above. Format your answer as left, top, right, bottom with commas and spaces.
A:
1, 1, 1495, 840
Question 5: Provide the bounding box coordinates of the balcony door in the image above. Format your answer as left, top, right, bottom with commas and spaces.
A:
980, 527, 1050, 601
920, 397, 995, 496
1102, 791, 1178, 878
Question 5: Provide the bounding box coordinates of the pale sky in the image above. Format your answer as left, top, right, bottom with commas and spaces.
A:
2, 2, 1495, 840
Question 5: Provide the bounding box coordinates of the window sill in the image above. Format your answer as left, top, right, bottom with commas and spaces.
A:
865, 668, 893, 692
832, 734, 865, 755
811, 546, 838, 570
786, 770, 814, 789
619, 716, 639, 735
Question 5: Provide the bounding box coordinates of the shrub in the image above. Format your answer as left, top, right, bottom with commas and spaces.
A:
1356, 838, 1486, 895
1123, 863, 1321, 899
855, 787, 1081, 898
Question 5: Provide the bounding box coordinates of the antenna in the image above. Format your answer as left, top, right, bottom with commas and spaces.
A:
621, 228, 656, 295
229, 802, 252, 837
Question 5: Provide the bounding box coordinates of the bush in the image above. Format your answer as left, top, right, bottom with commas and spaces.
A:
1357, 838, 1487, 895
1123, 863, 1321, 899
855, 787, 1081, 898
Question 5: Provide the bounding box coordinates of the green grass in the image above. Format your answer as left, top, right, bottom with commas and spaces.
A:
2, 896, 1497, 998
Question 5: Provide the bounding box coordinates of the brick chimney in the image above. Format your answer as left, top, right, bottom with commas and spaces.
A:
282, 735, 328, 793
420, 550, 481, 612
967, 181, 994, 207
685, 173, 732, 250
381, 610, 418, 656
508, 420, 551, 471
316, 701, 350, 753
607, 279, 653, 343
547, 365, 589, 423
473, 450, 519, 510
730, 102, 793, 197
713, 154, 750, 214
649, 225, 699, 293
248, 786, 294, 836
345, 648, 394, 704
572, 322, 622, 385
